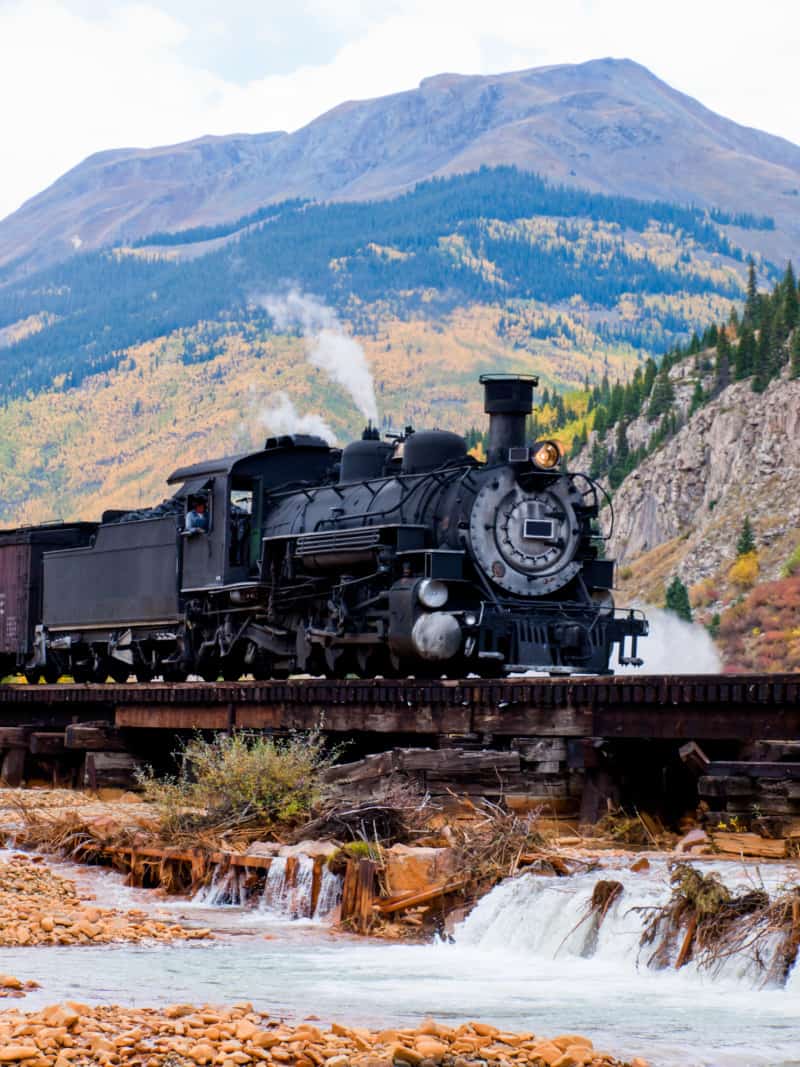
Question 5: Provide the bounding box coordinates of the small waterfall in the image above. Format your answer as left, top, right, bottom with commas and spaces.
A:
261, 857, 291, 915
314, 866, 343, 920
189, 854, 344, 922
193, 865, 245, 907
454, 861, 800, 989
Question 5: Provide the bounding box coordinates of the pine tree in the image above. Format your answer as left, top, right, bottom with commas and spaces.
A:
569, 425, 588, 459
752, 320, 771, 393
608, 420, 631, 489
647, 365, 675, 421
643, 358, 657, 397
783, 261, 799, 331
736, 516, 755, 557
615, 419, 629, 463
791, 330, 800, 380
607, 382, 625, 427
743, 257, 760, 327
592, 405, 609, 437
623, 376, 640, 418
734, 324, 755, 380
665, 576, 693, 623
714, 329, 731, 393
689, 379, 704, 415
589, 440, 608, 479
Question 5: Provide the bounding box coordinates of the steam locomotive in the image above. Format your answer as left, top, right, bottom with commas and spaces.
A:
0, 375, 647, 683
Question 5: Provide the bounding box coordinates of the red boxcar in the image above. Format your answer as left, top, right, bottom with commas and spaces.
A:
0, 524, 96, 679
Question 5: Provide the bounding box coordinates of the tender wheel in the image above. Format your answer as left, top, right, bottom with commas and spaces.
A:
134, 668, 154, 683
161, 665, 188, 683
42, 664, 61, 685
108, 663, 132, 683
24, 668, 41, 685
71, 663, 93, 684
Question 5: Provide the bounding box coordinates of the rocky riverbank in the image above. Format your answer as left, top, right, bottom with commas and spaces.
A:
0, 854, 211, 946
0, 1003, 647, 1067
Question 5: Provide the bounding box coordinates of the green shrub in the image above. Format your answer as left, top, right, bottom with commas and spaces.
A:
137, 730, 335, 836
782, 543, 800, 578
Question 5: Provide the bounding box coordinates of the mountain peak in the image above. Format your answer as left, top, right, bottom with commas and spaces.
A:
2, 57, 799, 276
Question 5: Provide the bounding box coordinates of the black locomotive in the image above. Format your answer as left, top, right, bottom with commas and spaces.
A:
0, 375, 647, 683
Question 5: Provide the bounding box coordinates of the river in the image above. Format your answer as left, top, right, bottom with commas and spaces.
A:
1, 852, 799, 1067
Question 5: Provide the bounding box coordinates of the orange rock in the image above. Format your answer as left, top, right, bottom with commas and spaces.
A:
0, 1046, 41, 1062
414, 1037, 449, 1061
187, 1042, 216, 1064
383, 845, 455, 896
388, 1043, 424, 1065
470, 1022, 499, 1038
531, 1043, 565, 1066
553, 1035, 593, 1051
250, 1033, 280, 1050
553, 1048, 594, 1067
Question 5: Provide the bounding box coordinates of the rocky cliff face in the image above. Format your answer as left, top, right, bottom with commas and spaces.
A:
605, 369, 800, 598
2, 57, 800, 277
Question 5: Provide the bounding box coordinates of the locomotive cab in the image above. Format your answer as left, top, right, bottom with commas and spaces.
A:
170, 436, 336, 593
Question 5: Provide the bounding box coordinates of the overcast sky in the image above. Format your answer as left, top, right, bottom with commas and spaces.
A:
2, 0, 799, 222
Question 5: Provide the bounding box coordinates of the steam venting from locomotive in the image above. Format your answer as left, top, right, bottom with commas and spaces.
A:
259, 290, 379, 424
259, 392, 335, 443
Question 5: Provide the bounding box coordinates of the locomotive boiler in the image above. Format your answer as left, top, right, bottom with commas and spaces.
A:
0, 375, 647, 682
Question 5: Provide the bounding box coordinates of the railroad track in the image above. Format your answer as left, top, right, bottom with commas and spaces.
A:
1, 674, 800, 740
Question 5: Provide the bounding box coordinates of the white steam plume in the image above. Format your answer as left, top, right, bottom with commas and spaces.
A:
619, 607, 721, 675
260, 392, 335, 443
259, 289, 379, 424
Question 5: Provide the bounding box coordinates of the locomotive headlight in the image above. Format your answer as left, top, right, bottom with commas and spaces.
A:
532, 440, 561, 470
464, 612, 478, 627
417, 578, 448, 609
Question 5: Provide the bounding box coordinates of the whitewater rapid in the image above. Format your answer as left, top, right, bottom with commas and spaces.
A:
2, 854, 799, 1066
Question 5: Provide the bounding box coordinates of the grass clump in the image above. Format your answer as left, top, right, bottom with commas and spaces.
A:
327, 841, 383, 875
137, 730, 335, 843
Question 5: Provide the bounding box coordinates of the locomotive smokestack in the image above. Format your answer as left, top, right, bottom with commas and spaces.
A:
480, 374, 538, 463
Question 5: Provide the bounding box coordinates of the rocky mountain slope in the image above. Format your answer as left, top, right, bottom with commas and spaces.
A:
609, 367, 800, 583
600, 362, 800, 671
2, 57, 799, 278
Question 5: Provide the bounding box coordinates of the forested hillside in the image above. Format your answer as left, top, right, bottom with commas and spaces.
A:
580, 267, 800, 671
0, 163, 759, 525
0, 167, 752, 403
